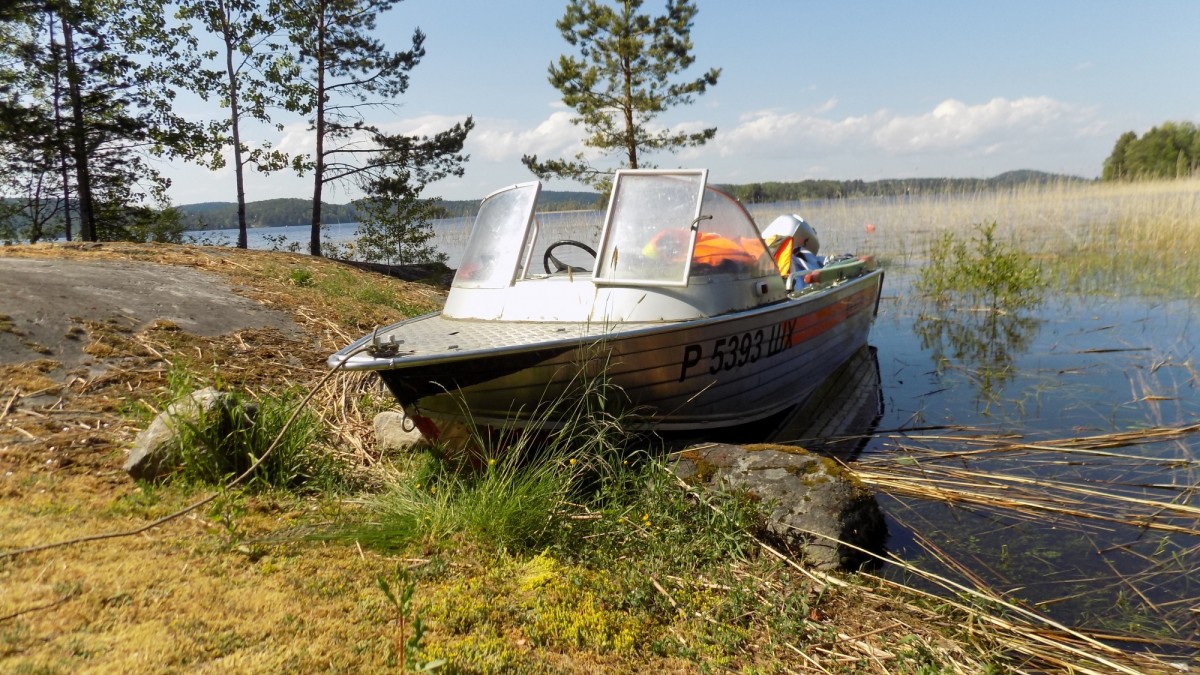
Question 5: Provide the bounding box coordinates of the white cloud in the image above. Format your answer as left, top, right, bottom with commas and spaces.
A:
815, 97, 838, 114
873, 97, 1074, 153
717, 107, 886, 156
468, 111, 581, 162
274, 122, 317, 157
718, 96, 1092, 163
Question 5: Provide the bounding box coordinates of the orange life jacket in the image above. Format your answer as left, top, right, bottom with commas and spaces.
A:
644, 230, 758, 268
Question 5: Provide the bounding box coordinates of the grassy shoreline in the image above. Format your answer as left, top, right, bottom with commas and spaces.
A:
2, 177, 1197, 672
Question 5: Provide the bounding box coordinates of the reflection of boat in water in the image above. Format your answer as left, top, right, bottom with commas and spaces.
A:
757, 345, 883, 457
329, 170, 883, 442
680, 345, 883, 458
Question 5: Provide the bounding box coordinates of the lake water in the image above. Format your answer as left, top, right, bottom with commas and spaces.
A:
186, 210, 601, 270
840, 271, 1199, 652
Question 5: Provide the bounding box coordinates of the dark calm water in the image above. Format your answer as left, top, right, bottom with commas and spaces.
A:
857, 271, 1199, 651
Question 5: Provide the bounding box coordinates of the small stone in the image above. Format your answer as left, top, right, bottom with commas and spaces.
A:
123, 387, 256, 482
373, 410, 424, 453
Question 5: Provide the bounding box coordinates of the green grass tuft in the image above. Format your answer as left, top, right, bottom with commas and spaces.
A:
916, 220, 1045, 312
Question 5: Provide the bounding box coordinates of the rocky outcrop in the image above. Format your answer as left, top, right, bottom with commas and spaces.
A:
674, 443, 887, 571
124, 387, 257, 482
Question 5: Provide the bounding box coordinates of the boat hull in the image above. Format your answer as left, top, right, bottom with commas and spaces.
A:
352, 270, 883, 440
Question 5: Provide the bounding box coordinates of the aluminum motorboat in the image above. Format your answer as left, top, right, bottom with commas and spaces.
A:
328, 169, 883, 443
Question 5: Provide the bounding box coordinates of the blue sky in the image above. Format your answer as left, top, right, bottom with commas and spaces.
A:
163, 0, 1200, 204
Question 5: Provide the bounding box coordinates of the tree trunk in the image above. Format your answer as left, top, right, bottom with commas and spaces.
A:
219, 1, 248, 249
622, 53, 637, 168
309, 3, 327, 257
61, 17, 95, 241
49, 9, 73, 241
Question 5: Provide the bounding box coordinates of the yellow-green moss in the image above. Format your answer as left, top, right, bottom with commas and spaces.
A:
523, 568, 650, 653
419, 634, 524, 674
423, 572, 517, 635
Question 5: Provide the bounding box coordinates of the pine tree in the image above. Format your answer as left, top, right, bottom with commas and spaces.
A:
177, 0, 291, 248
274, 0, 472, 257
1, 0, 207, 242
523, 0, 720, 191
353, 170, 447, 266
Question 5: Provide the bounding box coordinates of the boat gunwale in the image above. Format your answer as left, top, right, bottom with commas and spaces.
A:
329, 268, 883, 372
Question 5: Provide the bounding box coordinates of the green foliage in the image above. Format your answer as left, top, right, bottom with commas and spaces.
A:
914, 221, 1046, 406
354, 178, 448, 266
309, 267, 428, 316
274, 0, 473, 256
376, 566, 445, 671
1102, 121, 1200, 181
286, 267, 313, 286
916, 221, 1045, 312
353, 448, 578, 553
558, 453, 764, 574
523, 0, 720, 190
0, 0, 210, 243
99, 200, 187, 244
341, 354, 641, 554
161, 386, 348, 493
175, 0, 293, 248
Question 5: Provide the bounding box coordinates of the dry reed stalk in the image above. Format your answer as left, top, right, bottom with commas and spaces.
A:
853, 422, 1200, 537
859, 470, 1198, 536
749, 178, 1200, 296
843, 418, 1199, 664
794, 522, 1173, 674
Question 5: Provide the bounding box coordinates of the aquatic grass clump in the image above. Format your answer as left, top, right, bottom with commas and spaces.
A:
911, 221, 1046, 405
917, 220, 1045, 312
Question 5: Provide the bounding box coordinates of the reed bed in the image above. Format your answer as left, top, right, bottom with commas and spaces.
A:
847, 421, 1200, 658
748, 178, 1200, 296
427, 179, 1200, 295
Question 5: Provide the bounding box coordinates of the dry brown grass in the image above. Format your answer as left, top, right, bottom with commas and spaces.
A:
0, 242, 453, 671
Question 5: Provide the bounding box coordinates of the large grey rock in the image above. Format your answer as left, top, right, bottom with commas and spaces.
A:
124, 387, 256, 482
674, 443, 886, 571
373, 410, 425, 452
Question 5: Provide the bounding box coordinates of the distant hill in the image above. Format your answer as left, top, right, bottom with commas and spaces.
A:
172, 173, 1093, 230
438, 190, 602, 217
177, 198, 359, 231
176, 191, 603, 230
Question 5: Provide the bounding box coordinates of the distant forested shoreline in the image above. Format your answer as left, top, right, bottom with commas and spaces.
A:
176, 191, 603, 231
176, 170, 1090, 231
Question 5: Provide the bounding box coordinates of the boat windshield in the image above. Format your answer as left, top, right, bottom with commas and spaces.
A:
695, 187, 778, 279
594, 170, 776, 286
452, 182, 540, 289
594, 170, 706, 286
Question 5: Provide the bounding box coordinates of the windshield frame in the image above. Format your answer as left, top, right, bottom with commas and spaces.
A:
593, 169, 708, 288
450, 181, 541, 289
